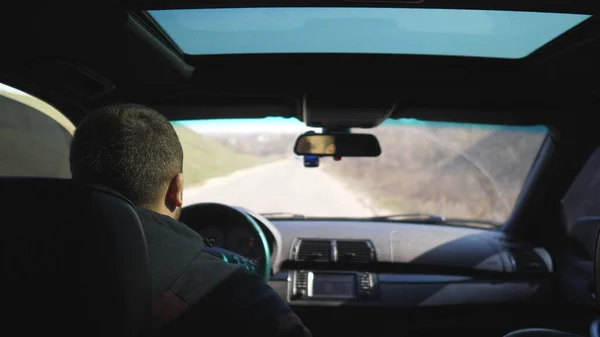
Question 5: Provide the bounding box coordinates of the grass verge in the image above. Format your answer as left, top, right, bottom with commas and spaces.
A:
175, 126, 267, 188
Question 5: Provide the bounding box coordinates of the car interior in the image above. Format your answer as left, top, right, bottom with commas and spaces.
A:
2, 1, 600, 337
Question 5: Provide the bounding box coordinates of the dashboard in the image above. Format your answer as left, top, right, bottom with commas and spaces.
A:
179, 205, 279, 266
268, 220, 554, 308
196, 224, 262, 260
181, 205, 555, 309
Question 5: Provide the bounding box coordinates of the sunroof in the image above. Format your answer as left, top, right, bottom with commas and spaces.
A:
149, 8, 590, 59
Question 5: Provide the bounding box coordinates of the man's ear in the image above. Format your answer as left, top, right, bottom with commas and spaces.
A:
166, 173, 184, 211
326, 144, 336, 154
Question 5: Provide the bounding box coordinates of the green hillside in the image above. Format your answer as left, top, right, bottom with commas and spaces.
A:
174, 126, 266, 187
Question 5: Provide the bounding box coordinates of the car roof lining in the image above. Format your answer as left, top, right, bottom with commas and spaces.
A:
0, 2, 598, 142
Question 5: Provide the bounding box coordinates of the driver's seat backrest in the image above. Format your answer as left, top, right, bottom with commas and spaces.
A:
0, 178, 151, 337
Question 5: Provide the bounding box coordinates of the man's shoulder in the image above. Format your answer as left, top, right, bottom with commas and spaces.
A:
171, 252, 288, 314
203, 267, 290, 316
135, 207, 202, 240
169, 252, 244, 303
164, 264, 312, 336
171, 251, 289, 318
135, 206, 165, 224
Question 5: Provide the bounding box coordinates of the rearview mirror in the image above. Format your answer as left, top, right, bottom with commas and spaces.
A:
294, 133, 381, 157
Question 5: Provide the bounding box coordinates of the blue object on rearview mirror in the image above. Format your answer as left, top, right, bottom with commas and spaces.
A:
304, 155, 319, 168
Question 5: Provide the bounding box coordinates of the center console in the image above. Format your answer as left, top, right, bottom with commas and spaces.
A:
288, 239, 379, 304
291, 270, 379, 302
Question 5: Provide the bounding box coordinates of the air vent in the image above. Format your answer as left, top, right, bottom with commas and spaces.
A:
336, 240, 375, 263
510, 248, 549, 273
295, 240, 332, 262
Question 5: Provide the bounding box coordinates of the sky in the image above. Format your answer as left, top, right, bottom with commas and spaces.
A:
150, 8, 590, 59
175, 118, 319, 134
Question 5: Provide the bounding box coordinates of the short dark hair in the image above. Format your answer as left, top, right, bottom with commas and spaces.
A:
70, 103, 183, 205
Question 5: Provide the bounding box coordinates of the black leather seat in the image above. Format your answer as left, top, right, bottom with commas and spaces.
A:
0, 178, 151, 336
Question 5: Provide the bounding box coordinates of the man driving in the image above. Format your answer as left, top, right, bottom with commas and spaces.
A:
69, 103, 312, 337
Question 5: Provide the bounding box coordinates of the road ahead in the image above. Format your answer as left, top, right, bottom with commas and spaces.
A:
184, 158, 383, 217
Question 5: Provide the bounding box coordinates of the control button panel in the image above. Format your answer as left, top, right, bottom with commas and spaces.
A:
294, 270, 309, 298
358, 272, 372, 296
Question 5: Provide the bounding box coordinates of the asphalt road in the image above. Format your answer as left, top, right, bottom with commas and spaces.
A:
183, 158, 384, 217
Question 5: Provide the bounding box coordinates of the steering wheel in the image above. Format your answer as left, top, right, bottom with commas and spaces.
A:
179, 202, 271, 280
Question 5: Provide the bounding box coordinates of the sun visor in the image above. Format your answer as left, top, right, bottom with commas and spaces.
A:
302, 93, 395, 129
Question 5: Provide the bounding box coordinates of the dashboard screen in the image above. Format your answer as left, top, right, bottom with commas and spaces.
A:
311, 273, 357, 298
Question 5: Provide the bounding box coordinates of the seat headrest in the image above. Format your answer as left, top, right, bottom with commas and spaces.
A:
0, 178, 151, 336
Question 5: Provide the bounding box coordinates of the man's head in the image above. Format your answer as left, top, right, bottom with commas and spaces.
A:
70, 103, 184, 219
297, 134, 336, 155
317, 136, 336, 155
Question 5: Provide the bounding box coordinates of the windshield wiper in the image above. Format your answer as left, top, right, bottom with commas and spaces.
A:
260, 212, 500, 228
260, 212, 306, 219
369, 213, 446, 223
443, 218, 503, 229
367, 213, 501, 229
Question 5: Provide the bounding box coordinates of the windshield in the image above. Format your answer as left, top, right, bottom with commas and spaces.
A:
173, 118, 546, 223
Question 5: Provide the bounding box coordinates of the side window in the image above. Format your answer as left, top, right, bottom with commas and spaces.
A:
561, 148, 600, 259
0, 84, 74, 179
562, 148, 600, 227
